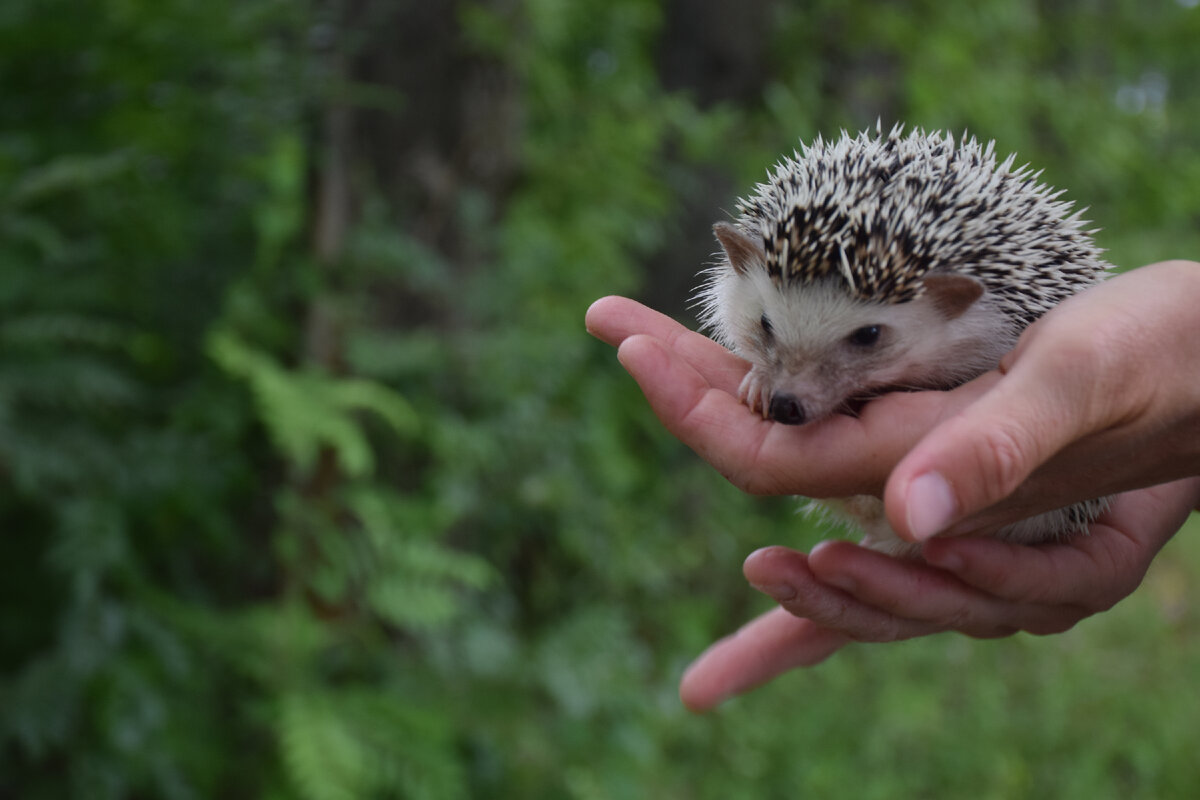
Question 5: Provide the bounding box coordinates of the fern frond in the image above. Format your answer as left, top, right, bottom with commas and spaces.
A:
5, 151, 133, 208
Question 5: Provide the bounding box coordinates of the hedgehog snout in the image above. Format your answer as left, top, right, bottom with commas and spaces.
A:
768, 393, 807, 425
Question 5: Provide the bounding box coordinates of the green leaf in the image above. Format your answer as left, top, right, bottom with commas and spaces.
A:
5, 151, 133, 207
207, 330, 416, 477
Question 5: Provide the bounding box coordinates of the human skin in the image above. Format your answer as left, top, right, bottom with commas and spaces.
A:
584, 260, 1200, 711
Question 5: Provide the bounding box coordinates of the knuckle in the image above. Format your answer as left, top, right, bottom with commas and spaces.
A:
809, 595, 903, 643
847, 618, 904, 644
931, 603, 974, 632
1038, 325, 1145, 425
968, 624, 1020, 640
1039, 327, 1107, 372
816, 596, 859, 635
997, 547, 1064, 605
973, 422, 1039, 501
910, 571, 977, 631
723, 466, 758, 494
731, 468, 784, 496
1025, 608, 1086, 636
1090, 580, 1137, 614
1083, 536, 1145, 612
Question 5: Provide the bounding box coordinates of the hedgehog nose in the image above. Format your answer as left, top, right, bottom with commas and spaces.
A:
768, 393, 806, 425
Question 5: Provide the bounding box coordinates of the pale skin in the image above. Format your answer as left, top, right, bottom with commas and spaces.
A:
585, 259, 1200, 712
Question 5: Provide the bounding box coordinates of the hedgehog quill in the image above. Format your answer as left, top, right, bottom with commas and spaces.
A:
695, 125, 1111, 554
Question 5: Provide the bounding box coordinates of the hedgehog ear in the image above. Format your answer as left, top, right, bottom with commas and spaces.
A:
921, 273, 985, 320
713, 222, 764, 277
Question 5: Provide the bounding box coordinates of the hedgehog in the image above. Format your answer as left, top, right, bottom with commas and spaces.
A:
695, 124, 1112, 553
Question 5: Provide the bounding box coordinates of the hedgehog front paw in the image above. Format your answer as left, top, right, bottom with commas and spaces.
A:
737, 366, 771, 419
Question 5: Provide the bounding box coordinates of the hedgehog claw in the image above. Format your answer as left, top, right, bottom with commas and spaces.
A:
738, 368, 770, 418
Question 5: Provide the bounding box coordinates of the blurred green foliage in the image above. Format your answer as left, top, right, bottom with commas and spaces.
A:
1, 0, 1199, 798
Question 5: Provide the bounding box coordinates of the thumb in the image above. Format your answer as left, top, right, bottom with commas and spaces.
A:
883, 347, 1097, 542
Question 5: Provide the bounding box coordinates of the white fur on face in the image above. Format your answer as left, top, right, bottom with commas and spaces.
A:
699, 267, 1018, 422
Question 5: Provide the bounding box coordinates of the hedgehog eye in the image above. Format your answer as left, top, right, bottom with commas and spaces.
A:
759, 313, 774, 340
848, 325, 882, 347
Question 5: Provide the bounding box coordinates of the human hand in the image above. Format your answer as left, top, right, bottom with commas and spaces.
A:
883, 259, 1200, 541
585, 261, 1200, 533
585, 261, 1200, 710
584, 294, 977, 500
677, 476, 1200, 710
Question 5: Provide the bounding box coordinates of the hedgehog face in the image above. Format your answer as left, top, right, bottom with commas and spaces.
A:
731, 275, 1014, 424
699, 223, 1018, 425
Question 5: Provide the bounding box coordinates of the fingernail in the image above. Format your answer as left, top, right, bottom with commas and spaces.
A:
808, 540, 835, 558
806, 541, 856, 592
750, 582, 796, 603
905, 471, 958, 541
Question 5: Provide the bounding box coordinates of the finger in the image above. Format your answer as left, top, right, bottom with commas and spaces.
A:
679, 607, 847, 712
920, 481, 1199, 609
919, 535, 1124, 612
618, 333, 961, 496
882, 262, 1200, 542
594, 298, 1000, 498
587, 295, 750, 395
743, 546, 945, 641
615, 336, 823, 494
586, 295, 681, 346
807, 540, 1081, 637
615, 334, 778, 485
619, 336, 879, 495
883, 344, 1104, 542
